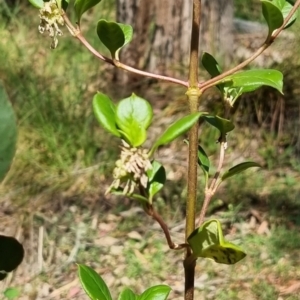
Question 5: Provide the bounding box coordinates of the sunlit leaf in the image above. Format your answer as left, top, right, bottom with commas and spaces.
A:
92, 92, 120, 137
187, 219, 246, 264
3, 288, 19, 300
28, 0, 44, 8
222, 69, 283, 94
115, 94, 153, 147
78, 264, 112, 300
150, 112, 201, 156
139, 285, 171, 300
118, 288, 137, 300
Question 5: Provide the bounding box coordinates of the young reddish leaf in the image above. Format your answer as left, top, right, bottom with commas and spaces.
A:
78, 264, 112, 300
150, 112, 202, 156
118, 288, 137, 300
74, 0, 102, 24
93, 92, 121, 137
221, 161, 261, 181
0, 83, 17, 183
261, 0, 284, 36
115, 94, 153, 147
138, 285, 171, 300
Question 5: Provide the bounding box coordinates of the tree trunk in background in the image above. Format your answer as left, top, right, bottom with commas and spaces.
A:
116, 0, 233, 87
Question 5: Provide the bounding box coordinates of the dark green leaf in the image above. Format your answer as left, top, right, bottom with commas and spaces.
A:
201, 52, 222, 78
110, 188, 149, 203
0, 235, 24, 281
97, 20, 125, 59
198, 145, 210, 175
0, 82, 17, 183
221, 161, 261, 181
93, 92, 120, 137
62, 0, 69, 10
118, 288, 137, 300
74, 0, 102, 24
261, 0, 284, 36
147, 161, 166, 203
222, 69, 283, 94
139, 285, 171, 300
187, 219, 246, 265
115, 94, 153, 147
78, 264, 112, 300
202, 115, 234, 135
3, 288, 19, 299
28, 0, 43, 8
150, 112, 201, 155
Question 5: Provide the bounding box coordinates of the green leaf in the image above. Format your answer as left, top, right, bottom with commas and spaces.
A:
187, 219, 246, 265
110, 188, 149, 203
118, 288, 137, 300
201, 52, 222, 78
28, 0, 44, 8
0, 82, 17, 183
74, 0, 102, 24
62, 0, 69, 11
97, 20, 133, 59
221, 161, 261, 181
202, 115, 235, 136
0, 235, 24, 281
3, 288, 19, 299
279, 0, 298, 29
222, 69, 283, 94
261, 0, 284, 36
139, 285, 171, 300
93, 92, 121, 138
198, 144, 210, 175
78, 264, 112, 300
115, 94, 153, 147
150, 112, 201, 156
147, 160, 166, 203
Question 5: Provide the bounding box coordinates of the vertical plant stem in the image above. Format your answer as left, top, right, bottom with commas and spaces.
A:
184, 1, 202, 300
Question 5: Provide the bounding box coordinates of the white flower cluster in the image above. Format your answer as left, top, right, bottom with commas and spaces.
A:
107, 140, 152, 195
39, 0, 64, 49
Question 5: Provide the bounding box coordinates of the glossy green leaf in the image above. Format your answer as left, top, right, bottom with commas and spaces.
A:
150, 112, 201, 156
198, 144, 210, 181
115, 94, 153, 147
279, 0, 298, 29
3, 288, 19, 299
0, 235, 24, 281
187, 219, 246, 265
138, 285, 171, 300
147, 160, 166, 203
201, 52, 222, 78
78, 264, 112, 300
261, 0, 284, 36
97, 20, 133, 59
28, 0, 44, 8
0, 83, 17, 183
118, 23, 133, 48
202, 115, 234, 135
62, 0, 69, 10
118, 288, 137, 300
93, 92, 120, 138
74, 0, 102, 24
221, 161, 261, 181
222, 69, 283, 94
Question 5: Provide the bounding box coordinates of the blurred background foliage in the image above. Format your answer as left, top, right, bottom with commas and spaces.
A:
1, 1, 300, 299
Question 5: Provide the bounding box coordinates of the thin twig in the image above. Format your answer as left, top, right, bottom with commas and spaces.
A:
62, 13, 188, 87
145, 204, 188, 250
197, 140, 226, 227
199, 0, 300, 91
